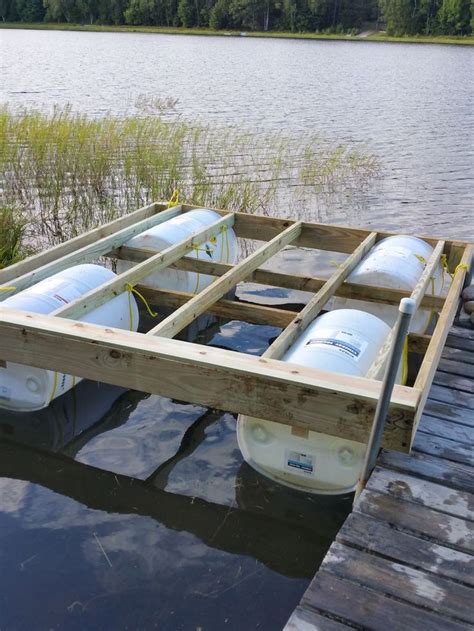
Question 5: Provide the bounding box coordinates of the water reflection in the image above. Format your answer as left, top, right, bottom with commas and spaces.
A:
0, 290, 351, 630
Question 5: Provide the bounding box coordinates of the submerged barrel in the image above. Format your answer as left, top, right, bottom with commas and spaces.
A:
0, 264, 139, 412
117, 208, 238, 293
237, 309, 397, 495
117, 209, 239, 293
332, 235, 447, 333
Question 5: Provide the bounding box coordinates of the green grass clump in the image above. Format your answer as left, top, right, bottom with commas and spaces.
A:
0, 206, 32, 268
0, 107, 379, 252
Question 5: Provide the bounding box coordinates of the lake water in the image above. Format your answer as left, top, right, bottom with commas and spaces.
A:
0, 28, 473, 631
1, 29, 473, 237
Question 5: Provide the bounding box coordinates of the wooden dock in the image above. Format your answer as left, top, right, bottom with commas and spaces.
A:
286, 321, 474, 630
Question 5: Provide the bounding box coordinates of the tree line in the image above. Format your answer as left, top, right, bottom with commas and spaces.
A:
1, 0, 472, 35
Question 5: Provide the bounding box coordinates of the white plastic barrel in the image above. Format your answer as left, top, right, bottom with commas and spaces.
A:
237, 309, 397, 495
0, 264, 139, 412
117, 209, 238, 293
333, 235, 447, 334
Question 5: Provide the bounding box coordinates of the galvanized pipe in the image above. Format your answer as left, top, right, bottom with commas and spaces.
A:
354, 297, 416, 503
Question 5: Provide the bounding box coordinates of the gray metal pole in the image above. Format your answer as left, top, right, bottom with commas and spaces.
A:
354, 297, 416, 503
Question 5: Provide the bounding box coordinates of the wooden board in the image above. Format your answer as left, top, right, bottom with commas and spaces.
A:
0, 204, 181, 299
0, 308, 418, 448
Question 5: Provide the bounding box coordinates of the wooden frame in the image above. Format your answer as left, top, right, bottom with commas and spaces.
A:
0, 202, 472, 452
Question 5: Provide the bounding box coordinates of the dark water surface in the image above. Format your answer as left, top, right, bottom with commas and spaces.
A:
0, 311, 351, 630
0, 28, 473, 630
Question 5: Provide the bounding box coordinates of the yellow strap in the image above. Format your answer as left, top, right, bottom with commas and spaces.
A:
49, 370, 59, 404
126, 283, 158, 327
0, 286, 16, 291
454, 263, 469, 276
167, 189, 180, 208
401, 336, 409, 386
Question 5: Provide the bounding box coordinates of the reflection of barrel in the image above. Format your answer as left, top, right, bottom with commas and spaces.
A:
117, 209, 238, 293
333, 235, 446, 333
0, 264, 139, 412
237, 309, 397, 496
0, 380, 129, 452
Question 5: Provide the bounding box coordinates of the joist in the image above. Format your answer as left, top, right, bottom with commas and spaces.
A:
50, 213, 235, 321
0, 203, 182, 299
263, 232, 378, 360
147, 221, 303, 338
411, 244, 474, 443
135, 284, 299, 328
110, 245, 446, 310
0, 308, 418, 449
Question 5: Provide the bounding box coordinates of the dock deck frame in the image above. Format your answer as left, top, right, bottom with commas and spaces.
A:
0, 201, 472, 452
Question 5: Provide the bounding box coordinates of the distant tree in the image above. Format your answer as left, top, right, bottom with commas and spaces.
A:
437, 0, 471, 32
209, 0, 229, 28
178, 0, 194, 25
379, 0, 418, 34
14, 0, 44, 20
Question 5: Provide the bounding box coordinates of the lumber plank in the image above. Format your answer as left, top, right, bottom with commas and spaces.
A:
413, 432, 474, 466
442, 346, 474, 366
419, 415, 474, 441
438, 358, 474, 379
448, 326, 474, 341
367, 239, 446, 380
301, 571, 467, 631
424, 399, 474, 427
365, 467, 474, 521
433, 371, 474, 395
355, 489, 474, 552
187, 204, 443, 252
112, 245, 446, 310
412, 245, 474, 441
0, 204, 181, 299
378, 450, 474, 494
50, 214, 235, 321
285, 607, 353, 630
445, 334, 474, 353
322, 542, 474, 624
0, 309, 418, 448
337, 512, 474, 587
263, 232, 378, 360
0, 201, 163, 286
428, 384, 474, 410
147, 222, 303, 338
135, 284, 297, 328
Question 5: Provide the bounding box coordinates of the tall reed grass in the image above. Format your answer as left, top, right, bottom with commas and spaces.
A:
0, 107, 379, 259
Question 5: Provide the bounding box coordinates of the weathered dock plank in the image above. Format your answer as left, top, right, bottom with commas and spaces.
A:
285, 318, 474, 630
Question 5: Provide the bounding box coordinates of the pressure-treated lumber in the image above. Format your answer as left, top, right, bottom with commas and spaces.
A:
0, 204, 182, 300
0, 201, 164, 286
50, 213, 235, 321
411, 244, 474, 444
0, 308, 418, 449
137, 285, 432, 349
367, 239, 446, 380
263, 232, 378, 360
183, 205, 441, 252
111, 245, 446, 310
147, 221, 303, 338
136, 284, 299, 328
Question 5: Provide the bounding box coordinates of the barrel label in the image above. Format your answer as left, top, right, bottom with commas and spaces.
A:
306, 328, 368, 361
285, 450, 314, 476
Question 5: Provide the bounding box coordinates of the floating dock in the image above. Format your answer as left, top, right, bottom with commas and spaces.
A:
0, 202, 473, 628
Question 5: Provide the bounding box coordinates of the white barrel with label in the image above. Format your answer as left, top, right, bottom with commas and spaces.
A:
237, 309, 397, 495
0, 264, 139, 412
117, 209, 238, 293
332, 235, 447, 333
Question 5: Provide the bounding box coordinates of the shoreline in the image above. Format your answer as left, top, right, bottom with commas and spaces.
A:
1, 22, 474, 46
